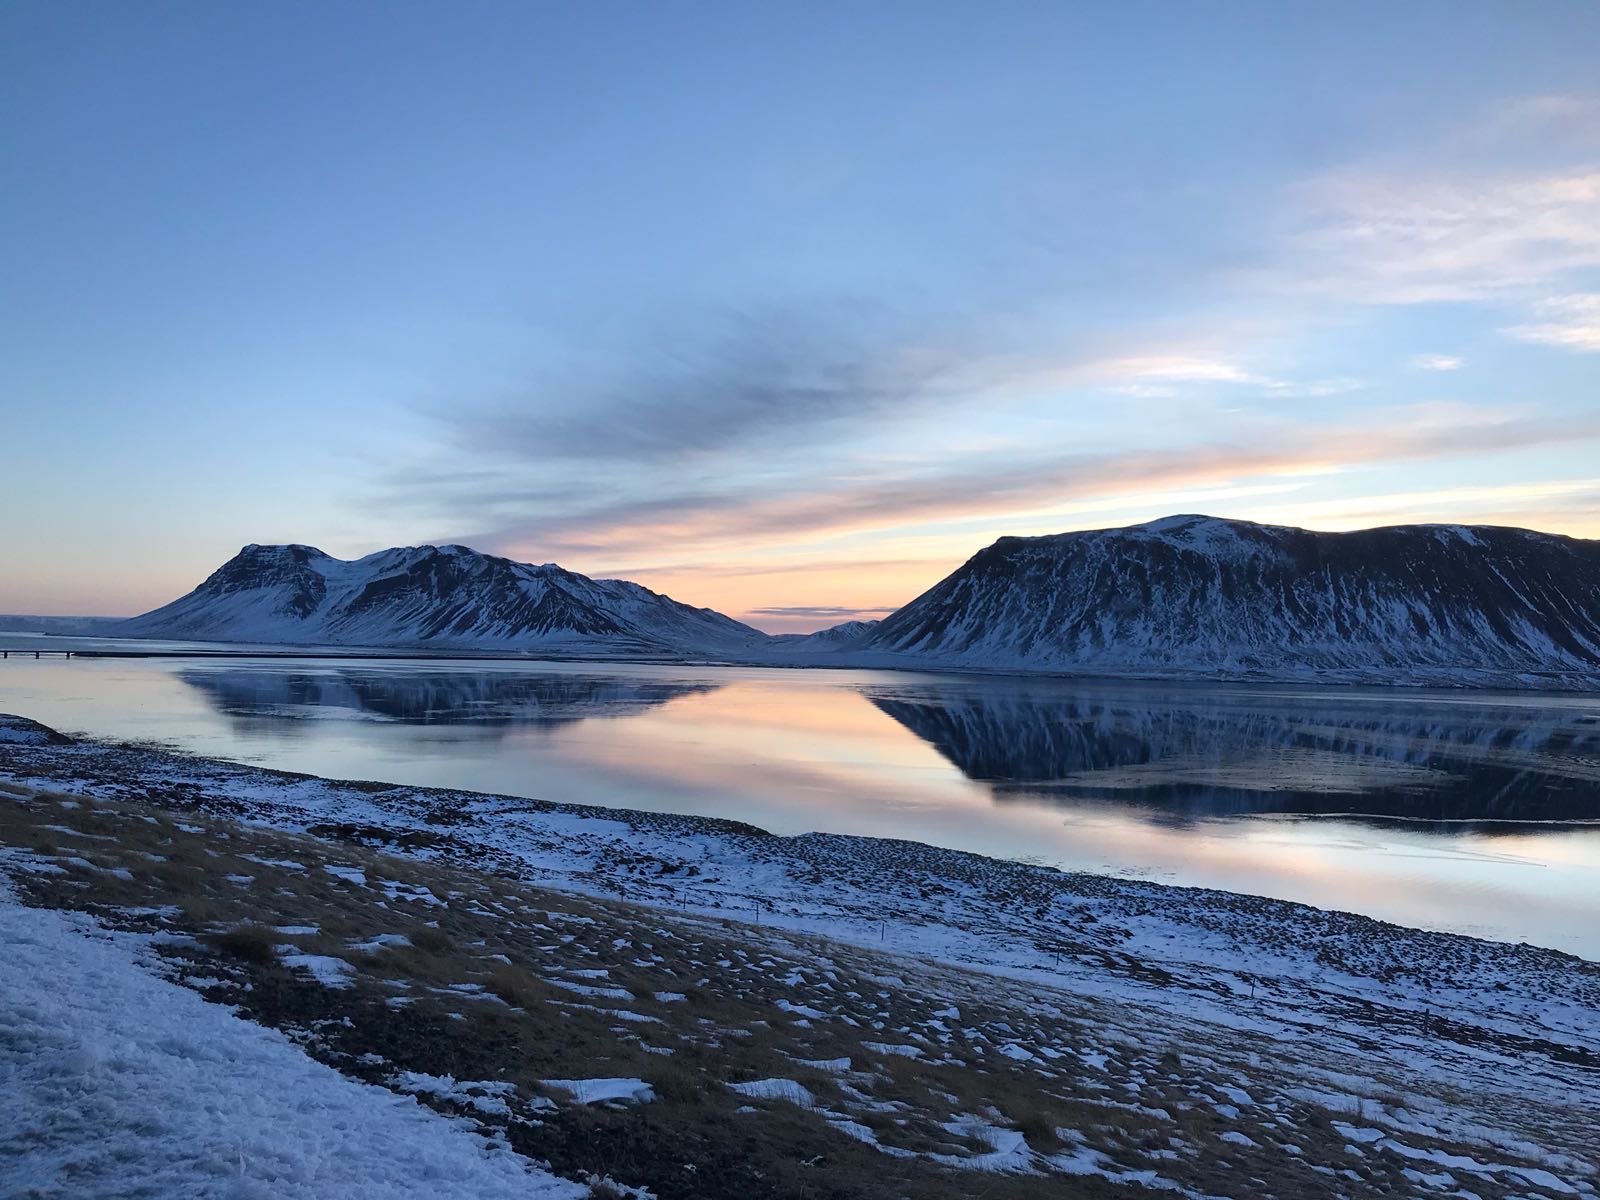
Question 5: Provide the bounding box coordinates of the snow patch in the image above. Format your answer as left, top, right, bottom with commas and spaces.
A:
0, 883, 582, 1198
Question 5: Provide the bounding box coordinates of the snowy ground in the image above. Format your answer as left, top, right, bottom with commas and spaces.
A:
2, 712, 1598, 1198
0, 877, 583, 1199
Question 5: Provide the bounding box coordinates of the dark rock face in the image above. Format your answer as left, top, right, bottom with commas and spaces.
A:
119, 543, 766, 653
859, 515, 1600, 683
333, 550, 632, 641
199, 545, 332, 619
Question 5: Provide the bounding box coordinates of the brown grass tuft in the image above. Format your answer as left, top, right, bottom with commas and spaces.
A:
644, 1060, 711, 1105
410, 924, 454, 955
486, 964, 553, 1008
205, 924, 280, 965
1008, 1106, 1061, 1151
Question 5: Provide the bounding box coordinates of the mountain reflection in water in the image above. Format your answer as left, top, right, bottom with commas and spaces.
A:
864, 682, 1600, 824
178, 665, 722, 733
8, 651, 1600, 955
172, 662, 1600, 826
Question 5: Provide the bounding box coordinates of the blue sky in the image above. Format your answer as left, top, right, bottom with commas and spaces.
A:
3, 2, 1598, 629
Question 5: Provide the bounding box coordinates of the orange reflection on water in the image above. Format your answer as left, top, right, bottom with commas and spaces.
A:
4, 654, 1600, 958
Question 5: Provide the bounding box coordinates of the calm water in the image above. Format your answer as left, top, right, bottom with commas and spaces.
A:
3, 636, 1599, 959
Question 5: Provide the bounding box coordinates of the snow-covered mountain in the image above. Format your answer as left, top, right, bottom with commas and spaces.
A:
806, 618, 880, 645
103, 518, 1600, 685
119, 543, 768, 654
854, 515, 1600, 686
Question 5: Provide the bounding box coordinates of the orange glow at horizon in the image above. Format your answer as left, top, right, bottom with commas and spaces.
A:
6, 482, 1598, 629
575, 491, 1600, 633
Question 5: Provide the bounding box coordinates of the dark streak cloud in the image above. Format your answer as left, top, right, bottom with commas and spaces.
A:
748, 605, 898, 618
441, 303, 971, 465
416, 410, 1600, 563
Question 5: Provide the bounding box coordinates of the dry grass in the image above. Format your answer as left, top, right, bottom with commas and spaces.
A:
204, 923, 279, 965
485, 963, 558, 1008
641, 1058, 713, 1105
1007, 1106, 1063, 1152
409, 924, 454, 955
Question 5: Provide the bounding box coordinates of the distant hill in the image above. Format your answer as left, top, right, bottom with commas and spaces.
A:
850, 515, 1600, 687
0, 615, 118, 636
118, 543, 768, 656
768, 618, 880, 650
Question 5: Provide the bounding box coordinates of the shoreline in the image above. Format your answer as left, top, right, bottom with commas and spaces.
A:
9, 653, 1600, 958
3, 708, 1596, 971
3, 711, 1598, 966
4, 711, 1599, 1194
6, 627, 1600, 694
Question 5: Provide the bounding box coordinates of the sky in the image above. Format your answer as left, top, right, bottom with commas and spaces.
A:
2, 1, 1598, 631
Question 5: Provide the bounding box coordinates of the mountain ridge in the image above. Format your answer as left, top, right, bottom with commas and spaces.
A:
107, 516, 1600, 688
118, 542, 766, 655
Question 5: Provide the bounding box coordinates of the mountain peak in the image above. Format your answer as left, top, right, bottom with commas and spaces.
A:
236, 543, 331, 559
1136, 513, 1223, 530
412, 543, 483, 558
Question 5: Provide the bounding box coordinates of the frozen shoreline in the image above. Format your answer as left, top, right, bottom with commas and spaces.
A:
3, 712, 1596, 1054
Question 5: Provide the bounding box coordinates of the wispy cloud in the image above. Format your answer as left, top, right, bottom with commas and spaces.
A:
432, 313, 1357, 486
416, 405, 1599, 568
1281, 167, 1600, 304
965, 348, 1361, 400
1264, 96, 1600, 308
1092, 355, 1266, 385
1411, 354, 1463, 371
748, 604, 896, 618
1505, 293, 1600, 351
393, 303, 1377, 565
436, 304, 973, 466
1245, 478, 1600, 537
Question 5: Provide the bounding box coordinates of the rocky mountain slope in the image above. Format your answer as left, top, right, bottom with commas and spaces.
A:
852, 515, 1600, 686
118, 543, 767, 654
